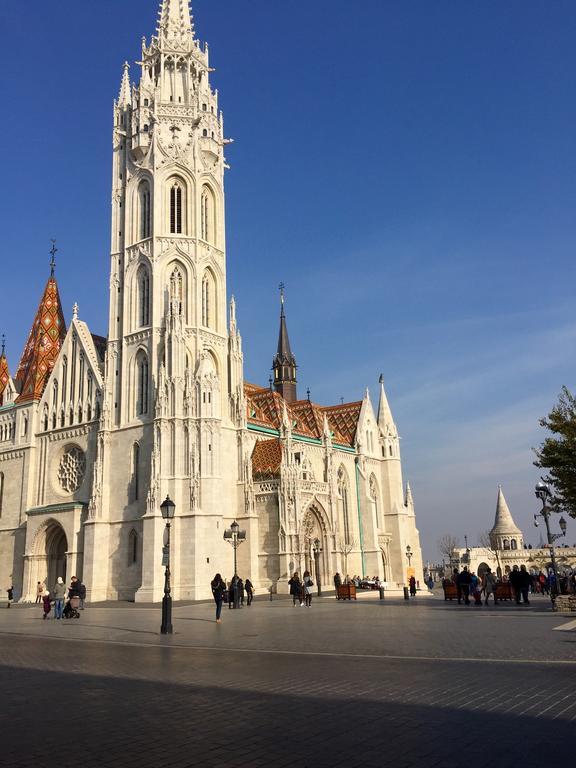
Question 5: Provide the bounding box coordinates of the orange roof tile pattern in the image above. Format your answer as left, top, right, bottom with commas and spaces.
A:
0, 353, 10, 406
245, 382, 362, 447
15, 277, 66, 403
251, 438, 283, 478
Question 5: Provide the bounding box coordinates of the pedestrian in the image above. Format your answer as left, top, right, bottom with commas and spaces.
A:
453, 568, 462, 603
518, 565, 531, 605
409, 575, 417, 597
509, 565, 521, 604
35, 582, 44, 604
483, 568, 497, 605
237, 577, 245, 606
427, 575, 434, 590
458, 567, 472, 605
78, 579, 86, 610
303, 571, 314, 607
228, 575, 238, 609
53, 577, 67, 620
245, 578, 254, 606
6, 584, 14, 608
288, 572, 303, 606
42, 589, 52, 619
211, 573, 226, 623
333, 572, 342, 598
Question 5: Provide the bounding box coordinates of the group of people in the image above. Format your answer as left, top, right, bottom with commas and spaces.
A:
288, 571, 315, 606
447, 564, 533, 606
210, 574, 254, 622
38, 576, 86, 619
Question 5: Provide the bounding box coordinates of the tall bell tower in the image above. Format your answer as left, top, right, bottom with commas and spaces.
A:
85, 0, 244, 602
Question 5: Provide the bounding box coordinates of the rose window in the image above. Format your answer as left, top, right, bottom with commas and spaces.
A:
58, 447, 86, 493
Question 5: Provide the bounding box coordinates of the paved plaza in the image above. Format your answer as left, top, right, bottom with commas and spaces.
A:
0, 593, 575, 768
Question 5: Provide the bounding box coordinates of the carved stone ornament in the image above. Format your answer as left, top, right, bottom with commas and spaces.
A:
58, 446, 86, 493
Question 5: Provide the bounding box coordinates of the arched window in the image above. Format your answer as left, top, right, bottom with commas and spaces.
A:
52, 380, 59, 409
128, 529, 138, 565
201, 270, 216, 329
201, 185, 216, 243
0, 472, 3, 517
503, 539, 510, 550
169, 267, 183, 316
510, 539, 517, 550
170, 180, 183, 234
43, 407, 49, 432
132, 443, 140, 502
338, 467, 351, 544
137, 266, 150, 327
62, 357, 68, 407
139, 181, 151, 239
136, 353, 149, 416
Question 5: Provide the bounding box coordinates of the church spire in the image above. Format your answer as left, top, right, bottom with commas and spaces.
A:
157, 0, 194, 40
272, 284, 297, 403
377, 374, 397, 437
118, 61, 131, 108
0, 335, 10, 407
15, 248, 67, 403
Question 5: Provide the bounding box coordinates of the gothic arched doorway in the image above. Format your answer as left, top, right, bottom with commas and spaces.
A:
300, 505, 329, 589
35, 522, 68, 590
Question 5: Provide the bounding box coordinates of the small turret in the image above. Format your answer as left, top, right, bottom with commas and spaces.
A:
118, 62, 131, 109
489, 486, 523, 551
377, 374, 397, 438
272, 284, 297, 403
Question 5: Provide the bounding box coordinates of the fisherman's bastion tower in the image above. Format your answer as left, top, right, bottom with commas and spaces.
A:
0, 1, 424, 602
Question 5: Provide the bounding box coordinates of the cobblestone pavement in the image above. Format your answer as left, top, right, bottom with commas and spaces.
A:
0, 595, 575, 767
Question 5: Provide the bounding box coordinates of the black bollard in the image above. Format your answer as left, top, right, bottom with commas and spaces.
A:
403, 586, 410, 600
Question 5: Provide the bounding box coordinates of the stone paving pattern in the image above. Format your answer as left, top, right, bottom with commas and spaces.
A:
0, 593, 575, 768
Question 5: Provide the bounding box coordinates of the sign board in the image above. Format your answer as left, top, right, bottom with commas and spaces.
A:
407, 567, 416, 580
162, 545, 169, 567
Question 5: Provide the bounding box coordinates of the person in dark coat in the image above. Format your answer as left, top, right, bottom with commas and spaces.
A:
518, 565, 531, 605
453, 569, 462, 603
245, 578, 254, 606
458, 568, 472, 605
409, 575, 417, 597
237, 577, 245, 606
6, 585, 14, 608
42, 589, 52, 619
288, 572, 303, 606
509, 565, 521, 604
211, 573, 226, 623
78, 580, 86, 610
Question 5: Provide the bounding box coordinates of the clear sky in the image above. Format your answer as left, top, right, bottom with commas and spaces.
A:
1, 1, 575, 558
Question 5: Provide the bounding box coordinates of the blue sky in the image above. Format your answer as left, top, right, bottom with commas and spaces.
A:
1, 1, 575, 557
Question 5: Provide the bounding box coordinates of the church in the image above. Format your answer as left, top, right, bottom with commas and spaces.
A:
0, 0, 423, 602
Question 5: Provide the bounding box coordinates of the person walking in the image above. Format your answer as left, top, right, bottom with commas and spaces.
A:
333, 572, 342, 598
518, 565, 531, 605
483, 568, 497, 605
35, 582, 44, 604
289, 572, 303, 606
245, 578, 254, 606
42, 589, 52, 619
453, 568, 462, 603
303, 571, 314, 607
458, 567, 472, 605
237, 577, 245, 607
6, 584, 14, 608
78, 579, 86, 610
509, 565, 521, 604
53, 577, 67, 619
409, 575, 417, 597
211, 573, 226, 623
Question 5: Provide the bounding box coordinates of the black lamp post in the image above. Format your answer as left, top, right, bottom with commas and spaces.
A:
406, 545, 413, 568
313, 538, 323, 596
534, 482, 567, 603
160, 495, 175, 635
224, 521, 246, 610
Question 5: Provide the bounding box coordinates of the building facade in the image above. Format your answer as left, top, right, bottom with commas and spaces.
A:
0, 0, 423, 602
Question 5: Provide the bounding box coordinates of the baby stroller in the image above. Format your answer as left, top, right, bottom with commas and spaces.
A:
63, 596, 81, 619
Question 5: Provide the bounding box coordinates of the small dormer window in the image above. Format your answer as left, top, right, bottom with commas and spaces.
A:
202, 103, 207, 111
202, 129, 208, 137
144, 98, 149, 106
143, 124, 149, 133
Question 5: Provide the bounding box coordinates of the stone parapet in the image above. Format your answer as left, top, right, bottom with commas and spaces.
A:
555, 595, 576, 612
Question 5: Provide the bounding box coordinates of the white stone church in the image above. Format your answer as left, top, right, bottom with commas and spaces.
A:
0, 0, 423, 602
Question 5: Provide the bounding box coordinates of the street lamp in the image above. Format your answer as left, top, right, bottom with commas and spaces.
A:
312, 538, 323, 596
406, 545, 413, 567
534, 482, 567, 603
464, 534, 471, 566
160, 495, 176, 635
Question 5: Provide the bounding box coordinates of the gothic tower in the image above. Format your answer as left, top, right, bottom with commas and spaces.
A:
84, 0, 243, 601
272, 288, 297, 403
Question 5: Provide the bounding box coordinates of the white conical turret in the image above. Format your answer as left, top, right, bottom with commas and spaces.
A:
118, 62, 131, 108
157, 0, 194, 40
377, 374, 397, 438
489, 486, 523, 550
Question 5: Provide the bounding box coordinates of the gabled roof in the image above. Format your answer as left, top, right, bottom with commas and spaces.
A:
245, 381, 362, 447
15, 275, 66, 403
252, 438, 283, 479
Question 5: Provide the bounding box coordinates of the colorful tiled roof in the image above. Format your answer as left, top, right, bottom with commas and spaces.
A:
0, 350, 10, 406
15, 276, 66, 403
251, 438, 283, 478
245, 381, 361, 447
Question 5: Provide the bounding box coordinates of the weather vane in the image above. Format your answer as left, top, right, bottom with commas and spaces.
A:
279, 282, 285, 305
49, 239, 58, 277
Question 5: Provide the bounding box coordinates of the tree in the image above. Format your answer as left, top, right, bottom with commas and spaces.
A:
477, 530, 502, 577
534, 386, 576, 519
437, 534, 459, 564
337, 537, 357, 576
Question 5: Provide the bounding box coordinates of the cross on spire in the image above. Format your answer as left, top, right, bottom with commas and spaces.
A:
1, 334, 5, 357
49, 239, 58, 277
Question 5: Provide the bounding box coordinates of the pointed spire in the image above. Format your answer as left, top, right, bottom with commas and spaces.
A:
490, 485, 522, 537
157, 0, 194, 40
405, 482, 414, 509
229, 295, 236, 334
72, 302, 79, 321
0, 336, 10, 407
377, 374, 397, 436
272, 283, 297, 403
15, 256, 67, 403
118, 61, 131, 108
